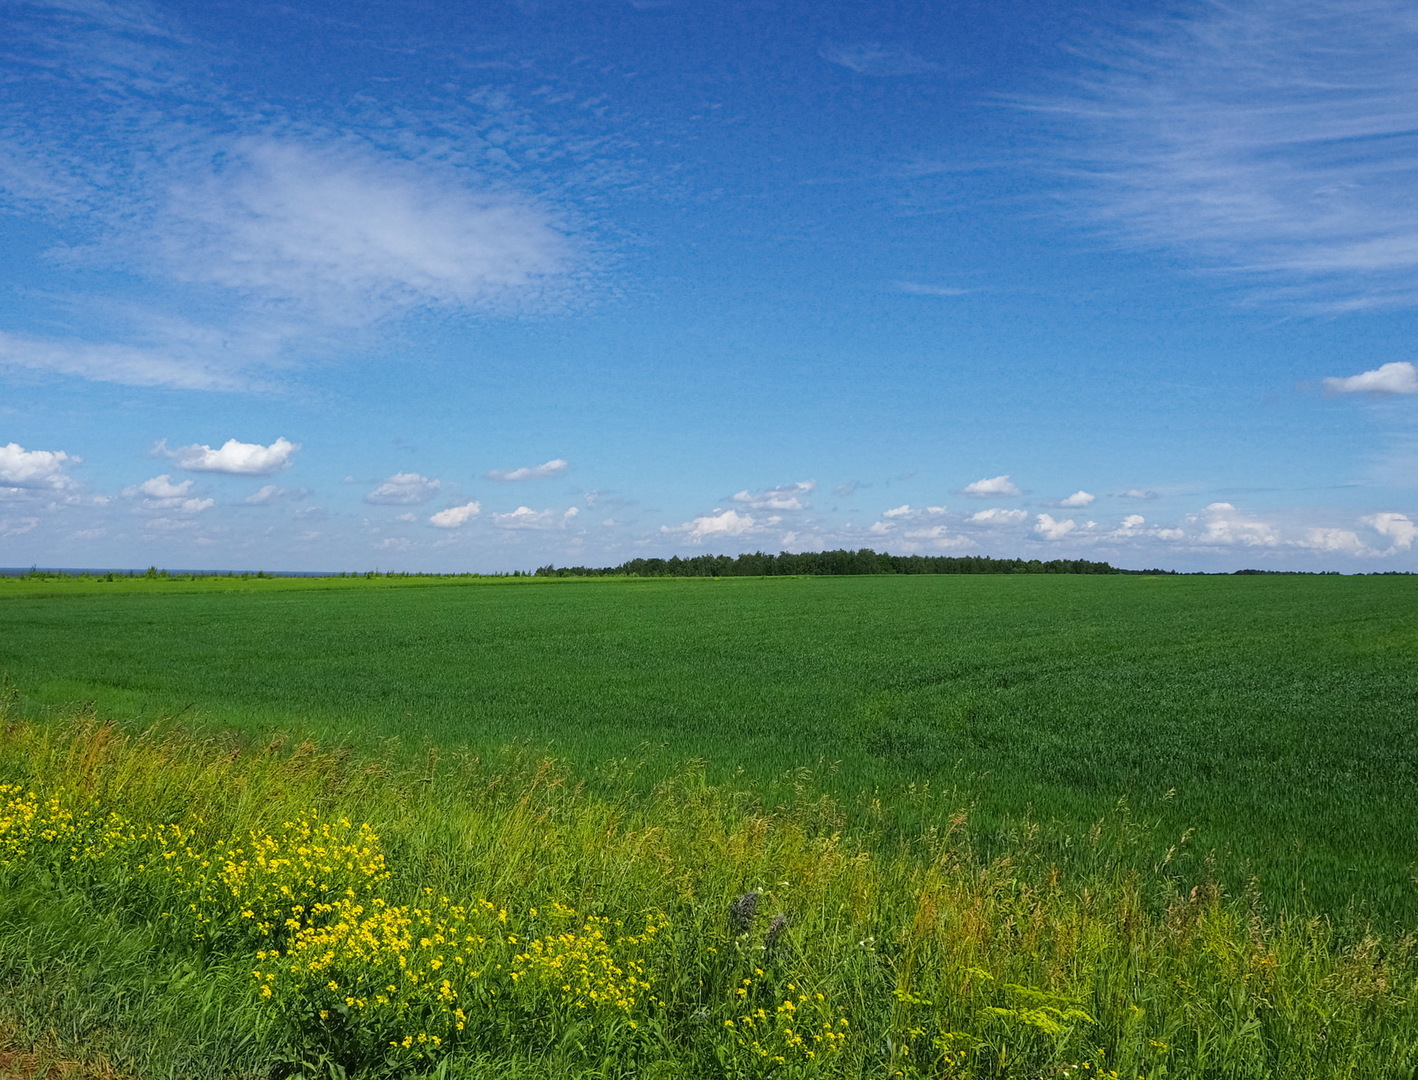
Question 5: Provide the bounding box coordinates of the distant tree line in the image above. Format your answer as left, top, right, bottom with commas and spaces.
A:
534, 549, 1129, 578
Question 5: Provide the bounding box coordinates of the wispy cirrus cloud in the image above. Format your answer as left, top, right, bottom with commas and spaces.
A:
0, 1, 599, 391
1043, 0, 1418, 311
820, 41, 942, 78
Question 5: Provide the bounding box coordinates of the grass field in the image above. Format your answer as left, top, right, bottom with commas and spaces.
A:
1, 572, 1414, 924
2, 716, 1415, 1079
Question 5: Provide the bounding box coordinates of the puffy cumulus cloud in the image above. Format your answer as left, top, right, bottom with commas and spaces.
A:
489, 505, 578, 530
664, 508, 758, 543
1114, 514, 1149, 536
1324, 361, 1418, 395
1362, 512, 1417, 551
868, 520, 895, 535
1120, 489, 1158, 500
968, 507, 1028, 527
0, 443, 78, 492
160, 437, 298, 475
1301, 527, 1367, 554
122, 474, 213, 513
732, 480, 815, 511
1185, 503, 1281, 548
882, 504, 914, 519
365, 472, 441, 505
1033, 513, 1077, 541
485, 459, 568, 482
1060, 490, 1096, 508
429, 501, 482, 528
962, 474, 1021, 497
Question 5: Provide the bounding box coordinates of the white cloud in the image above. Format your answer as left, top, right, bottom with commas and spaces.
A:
156, 137, 574, 324
490, 505, 570, 530
0, 332, 250, 391
242, 484, 308, 505
894, 281, 970, 297
1324, 361, 1418, 395
1048, 0, 1418, 311
968, 507, 1028, 526
0, 442, 78, 491
429, 501, 482, 528
1362, 511, 1417, 551
1033, 513, 1077, 541
1060, 490, 1096, 508
1185, 502, 1281, 548
881, 504, 914, 519
0, 4, 593, 392
962, 475, 1021, 497
665, 508, 757, 542
0, 516, 40, 537
365, 472, 442, 505
1120, 489, 1158, 500
485, 458, 569, 482
819, 41, 942, 77
123, 474, 213, 513
161, 437, 298, 476
1301, 527, 1367, 554
732, 480, 816, 511
868, 520, 894, 535
1116, 514, 1147, 534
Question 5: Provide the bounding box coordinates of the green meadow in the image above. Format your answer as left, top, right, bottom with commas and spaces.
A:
1, 572, 1414, 923
1, 572, 1417, 1079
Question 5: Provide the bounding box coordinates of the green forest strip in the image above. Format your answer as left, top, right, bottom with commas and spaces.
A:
2, 715, 1415, 1079
533, 549, 1129, 577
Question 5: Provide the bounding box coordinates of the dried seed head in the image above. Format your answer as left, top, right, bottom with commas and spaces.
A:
764, 913, 789, 951
728, 891, 760, 934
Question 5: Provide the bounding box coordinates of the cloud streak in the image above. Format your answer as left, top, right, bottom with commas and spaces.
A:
1045, 0, 1418, 310
485, 459, 569, 482
0, 1, 597, 390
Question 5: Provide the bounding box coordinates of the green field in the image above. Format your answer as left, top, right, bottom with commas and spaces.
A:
2, 572, 1414, 924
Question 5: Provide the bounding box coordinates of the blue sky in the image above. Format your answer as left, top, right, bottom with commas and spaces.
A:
2, 0, 1416, 572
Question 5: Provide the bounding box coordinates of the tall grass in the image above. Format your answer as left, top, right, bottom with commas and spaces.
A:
1, 711, 1414, 1079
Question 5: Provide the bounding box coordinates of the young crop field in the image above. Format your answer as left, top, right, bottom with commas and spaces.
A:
1, 572, 1414, 925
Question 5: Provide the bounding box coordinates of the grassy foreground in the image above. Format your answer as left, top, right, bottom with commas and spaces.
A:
2, 572, 1416, 923
1, 713, 1415, 1079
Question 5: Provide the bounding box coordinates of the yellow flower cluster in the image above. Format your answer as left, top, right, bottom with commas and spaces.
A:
724, 976, 850, 1069
254, 893, 664, 1061
0, 784, 388, 947
0, 784, 87, 864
